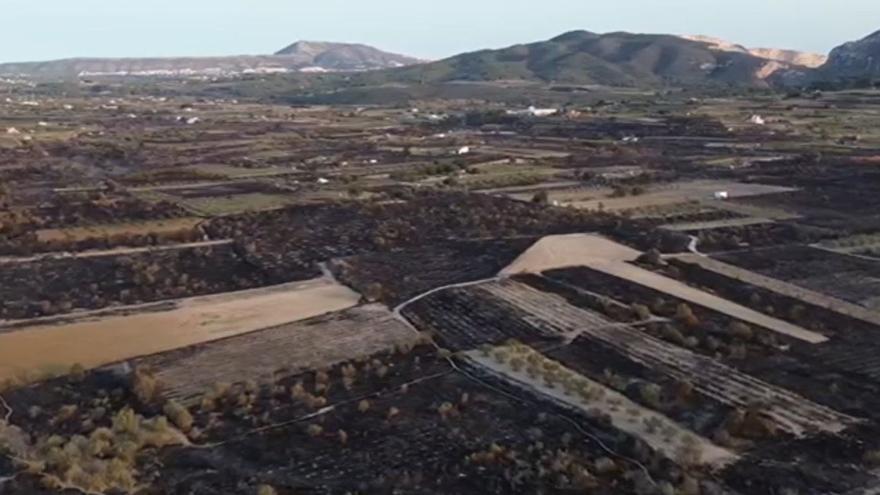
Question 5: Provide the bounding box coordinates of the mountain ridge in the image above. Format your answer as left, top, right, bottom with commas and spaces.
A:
818, 29, 880, 81
346, 30, 783, 88
0, 41, 422, 79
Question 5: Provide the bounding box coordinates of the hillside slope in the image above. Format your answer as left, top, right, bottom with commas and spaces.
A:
354, 31, 779, 88
820, 29, 880, 81
274, 41, 420, 70
683, 35, 826, 68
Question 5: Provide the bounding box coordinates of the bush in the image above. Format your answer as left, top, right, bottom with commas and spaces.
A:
257, 484, 277, 495
132, 367, 161, 405
163, 400, 194, 433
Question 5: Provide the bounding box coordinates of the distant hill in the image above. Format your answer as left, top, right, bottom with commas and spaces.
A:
0, 41, 422, 79
274, 41, 420, 70
818, 29, 880, 81
352, 31, 787, 88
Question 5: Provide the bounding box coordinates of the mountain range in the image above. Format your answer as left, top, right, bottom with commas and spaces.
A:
347, 30, 811, 88
2, 29, 879, 89
0, 41, 420, 79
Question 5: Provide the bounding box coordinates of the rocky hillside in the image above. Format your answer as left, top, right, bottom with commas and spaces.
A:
683, 35, 826, 68
0, 42, 422, 79
820, 29, 880, 80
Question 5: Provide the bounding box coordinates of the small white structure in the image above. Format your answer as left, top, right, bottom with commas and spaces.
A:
317, 177, 330, 185
63, 104, 74, 110
186, 117, 201, 125
528, 106, 558, 117
749, 115, 766, 125
621, 136, 640, 144
507, 106, 558, 117
713, 191, 730, 200
37, 121, 48, 127
6, 127, 20, 135
457, 146, 471, 155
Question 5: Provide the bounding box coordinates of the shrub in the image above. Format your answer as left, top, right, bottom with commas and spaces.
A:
257, 485, 277, 495
306, 424, 323, 437
631, 304, 652, 321
131, 367, 161, 404
437, 402, 457, 419
863, 449, 880, 466
69, 363, 87, 383
728, 322, 753, 340
163, 400, 194, 433
593, 457, 617, 474
290, 381, 307, 400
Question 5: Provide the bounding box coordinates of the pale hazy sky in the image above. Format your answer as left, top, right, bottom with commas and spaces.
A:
2, 0, 879, 63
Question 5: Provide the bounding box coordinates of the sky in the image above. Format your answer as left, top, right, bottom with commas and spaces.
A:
2, 0, 879, 63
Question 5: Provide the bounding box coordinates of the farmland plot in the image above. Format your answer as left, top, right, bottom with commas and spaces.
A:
468, 343, 738, 467
139, 304, 419, 405
480, 279, 857, 437
671, 253, 880, 330
0, 276, 360, 384
400, 282, 568, 351
716, 245, 880, 311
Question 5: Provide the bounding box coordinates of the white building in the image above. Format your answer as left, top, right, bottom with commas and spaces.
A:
507, 106, 558, 117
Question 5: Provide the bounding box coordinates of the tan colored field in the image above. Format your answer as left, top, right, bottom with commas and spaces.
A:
0, 277, 360, 384
178, 193, 297, 216
660, 217, 775, 231
182, 163, 294, 179
707, 200, 801, 221
501, 233, 641, 275
529, 180, 796, 211
591, 260, 826, 344
35, 217, 203, 243
502, 234, 827, 344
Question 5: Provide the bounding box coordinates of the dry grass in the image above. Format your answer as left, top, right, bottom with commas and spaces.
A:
35, 217, 202, 243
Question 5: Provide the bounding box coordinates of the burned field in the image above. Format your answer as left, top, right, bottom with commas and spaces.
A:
0, 344, 730, 495
0, 243, 277, 320
4, 89, 880, 495
714, 245, 880, 311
